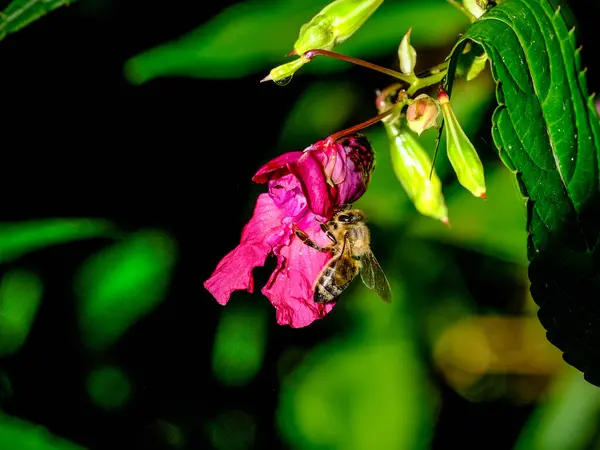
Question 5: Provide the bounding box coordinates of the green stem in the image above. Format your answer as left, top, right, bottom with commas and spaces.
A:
446, 0, 478, 22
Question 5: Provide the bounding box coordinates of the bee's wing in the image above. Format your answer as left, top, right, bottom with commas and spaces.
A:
333, 233, 360, 288
359, 251, 392, 303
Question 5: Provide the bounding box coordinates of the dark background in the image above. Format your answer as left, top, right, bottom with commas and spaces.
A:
1, 1, 600, 449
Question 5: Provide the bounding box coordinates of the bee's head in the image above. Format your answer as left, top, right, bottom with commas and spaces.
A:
336, 209, 365, 225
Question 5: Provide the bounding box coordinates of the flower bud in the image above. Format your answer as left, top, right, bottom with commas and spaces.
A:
397, 27, 417, 75
383, 118, 448, 224
438, 88, 486, 199
261, 57, 309, 84
293, 0, 383, 55
406, 94, 441, 136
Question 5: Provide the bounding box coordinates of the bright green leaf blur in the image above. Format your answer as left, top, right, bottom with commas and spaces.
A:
74, 229, 178, 351
0, 0, 77, 42
0, 269, 43, 356
86, 365, 133, 410
0, 219, 116, 263
124, 0, 468, 84
0, 410, 84, 450
212, 303, 268, 387
278, 280, 434, 449
407, 164, 528, 265
515, 367, 600, 450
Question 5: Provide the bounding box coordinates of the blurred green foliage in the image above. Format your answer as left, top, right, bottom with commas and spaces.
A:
515, 368, 600, 450
0, 0, 78, 42
0, 219, 116, 263
278, 80, 358, 149
124, 0, 468, 84
0, 269, 43, 356
408, 164, 527, 265
208, 410, 256, 450
278, 283, 434, 449
74, 229, 177, 352
0, 410, 84, 449
86, 365, 133, 410
212, 303, 268, 387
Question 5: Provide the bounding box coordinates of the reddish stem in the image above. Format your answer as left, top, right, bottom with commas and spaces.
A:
303, 49, 410, 82
326, 108, 395, 143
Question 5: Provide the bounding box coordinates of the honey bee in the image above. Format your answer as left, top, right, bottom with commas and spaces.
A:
293, 205, 392, 303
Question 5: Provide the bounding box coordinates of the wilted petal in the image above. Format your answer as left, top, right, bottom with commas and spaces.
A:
334, 134, 375, 205
204, 193, 287, 304
252, 151, 303, 183
262, 215, 335, 328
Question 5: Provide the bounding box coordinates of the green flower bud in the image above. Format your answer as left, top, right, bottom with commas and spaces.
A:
397, 27, 417, 75
261, 57, 309, 84
293, 0, 383, 54
438, 88, 486, 199
383, 117, 449, 224
406, 94, 440, 136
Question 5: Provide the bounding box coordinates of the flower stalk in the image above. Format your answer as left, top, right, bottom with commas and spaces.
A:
301, 49, 448, 95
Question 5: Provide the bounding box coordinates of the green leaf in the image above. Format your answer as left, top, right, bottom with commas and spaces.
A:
0, 218, 117, 263
124, 0, 467, 84
447, 0, 600, 384
0, 0, 77, 42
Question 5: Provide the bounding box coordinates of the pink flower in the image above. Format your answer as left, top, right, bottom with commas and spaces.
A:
204, 134, 374, 328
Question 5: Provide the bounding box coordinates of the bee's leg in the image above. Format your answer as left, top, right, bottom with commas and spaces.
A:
314, 218, 338, 244
292, 224, 332, 252
321, 225, 337, 244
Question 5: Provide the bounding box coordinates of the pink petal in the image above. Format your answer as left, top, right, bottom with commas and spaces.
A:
262, 214, 335, 328
289, 152, 333, 218
268, 174, 307, 218
204, 193, 287, 304
252, 151, 303, 183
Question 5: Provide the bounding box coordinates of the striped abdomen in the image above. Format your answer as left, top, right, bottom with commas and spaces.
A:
313, 256, 360, 303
